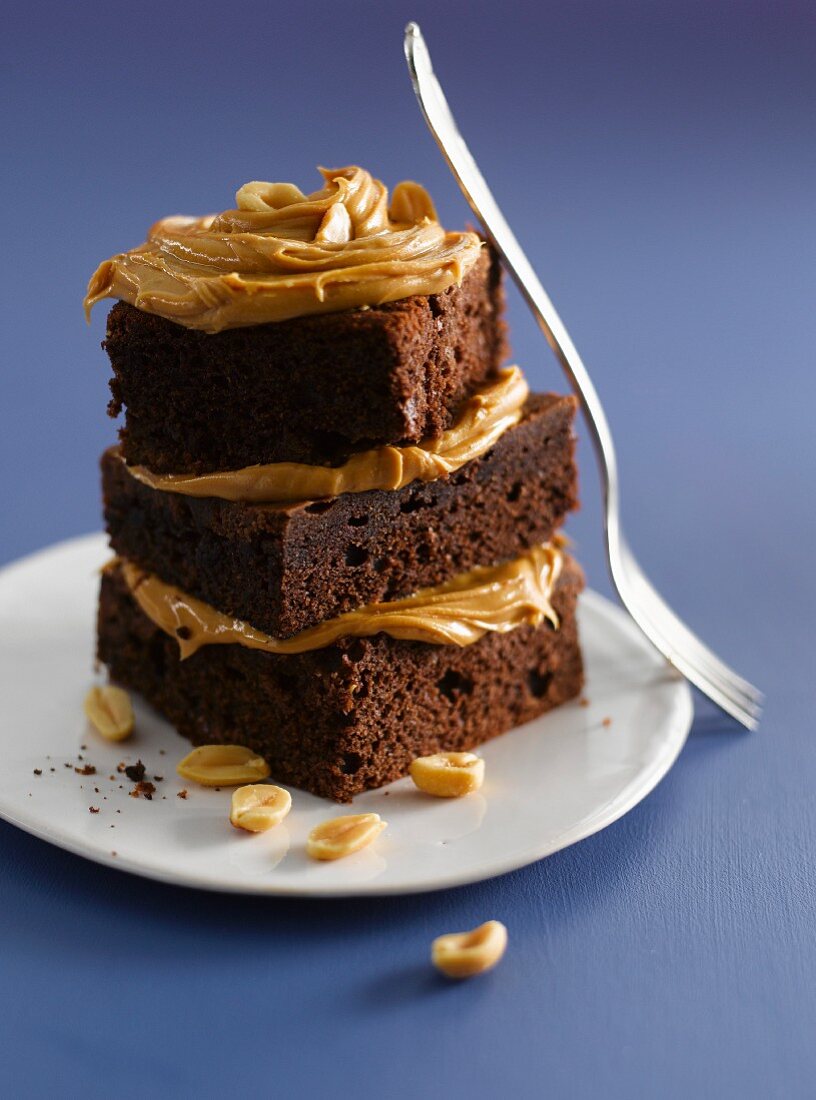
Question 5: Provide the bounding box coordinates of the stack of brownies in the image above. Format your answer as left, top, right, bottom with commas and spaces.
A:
87, 166, 584, 802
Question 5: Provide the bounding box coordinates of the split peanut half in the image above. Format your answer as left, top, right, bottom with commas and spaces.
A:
84, 684, 134, 742
230, 785, 292, 832
410, 752, 485, 797
431, 920, 508, 979
306, 813, 386, 861
176, 745, 270, 787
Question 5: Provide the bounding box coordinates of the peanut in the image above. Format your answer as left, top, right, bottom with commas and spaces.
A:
431, 920, 508, 979
410, 752, 485, 797
306, 813, 386, 861
176, 745, 270, 787
230, 785, 291, 832
84, 685, 134, 742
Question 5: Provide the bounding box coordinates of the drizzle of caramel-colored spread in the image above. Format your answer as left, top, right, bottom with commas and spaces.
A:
123, 367, 528, 504
118, 543, 563, 659
84, 166, 482, 332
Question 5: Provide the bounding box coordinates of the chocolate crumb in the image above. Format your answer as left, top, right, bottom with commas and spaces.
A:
49, 767, 55, 773
75, 764, 97, 776
579, 697, 590, 708
89, 806, 100, 814
124, 761, 146, 782
111, 851, 117, 857
109, 775, 116, 781
153, 775, 164, 783
94, 787, 100, 794
117, 762, 126, 773
177, 789, 188, 800
33, 769, 42, 776
81, 744, 87, 751
159, 749, 166, 755
129, 780, 156, 800
64, 762, 73, 769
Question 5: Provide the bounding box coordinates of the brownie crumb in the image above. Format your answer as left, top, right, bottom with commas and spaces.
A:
153, 775, 164, 782
177, 789, 188, 800
81, 744, 88, 750
64, 762, 73, 769
89, 806, 100, 814
129, 780, 156, 800
579, 697, 590, 707
75, 764, 97, 776
124, 760, 146, 782
33, 769, 42, 776
49, 767, 55, 773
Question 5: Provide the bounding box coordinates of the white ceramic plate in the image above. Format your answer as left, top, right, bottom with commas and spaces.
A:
0, 534, 692, 896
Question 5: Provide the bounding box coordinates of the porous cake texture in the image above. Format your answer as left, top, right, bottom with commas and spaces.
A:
103, 248, 506, 473
98, 556, 584, 802
101, 393, 578, 639
90, 167, 585, 802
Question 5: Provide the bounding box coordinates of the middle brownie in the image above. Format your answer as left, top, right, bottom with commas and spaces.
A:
102, 392, 578, 639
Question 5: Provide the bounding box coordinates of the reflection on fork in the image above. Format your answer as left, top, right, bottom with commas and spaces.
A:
404, 23, 763, 729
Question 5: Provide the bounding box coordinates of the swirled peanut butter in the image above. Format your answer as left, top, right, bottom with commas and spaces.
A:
84, 166, 482, 332
124, 367, 528, 503
119, 543, 562, 659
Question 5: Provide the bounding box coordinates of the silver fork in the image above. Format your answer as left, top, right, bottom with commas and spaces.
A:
404, 23, 763, 729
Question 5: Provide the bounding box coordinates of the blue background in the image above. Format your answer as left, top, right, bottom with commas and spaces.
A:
1, 1, 814, 1095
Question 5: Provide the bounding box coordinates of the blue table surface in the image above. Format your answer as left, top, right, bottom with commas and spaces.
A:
2, 3, 814, 1096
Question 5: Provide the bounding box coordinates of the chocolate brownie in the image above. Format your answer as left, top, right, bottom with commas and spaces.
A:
98, 556, 584, 802
103, 247, 507, 473
102, 393, 578, 639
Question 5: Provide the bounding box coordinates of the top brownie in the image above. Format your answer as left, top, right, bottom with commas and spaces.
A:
103, 247, 506, 473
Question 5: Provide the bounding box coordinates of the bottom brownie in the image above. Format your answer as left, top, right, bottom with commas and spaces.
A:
97, 557, 584, 802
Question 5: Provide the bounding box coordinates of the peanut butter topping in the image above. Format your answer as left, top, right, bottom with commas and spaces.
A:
84, 166, 482, 332
119, 543, 563, 658
124, 367, 528, 503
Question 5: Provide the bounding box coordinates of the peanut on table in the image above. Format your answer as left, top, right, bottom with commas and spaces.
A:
431, 920, 508, 979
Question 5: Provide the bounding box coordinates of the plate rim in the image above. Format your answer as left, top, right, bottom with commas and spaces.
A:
0, 532, 694, 898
